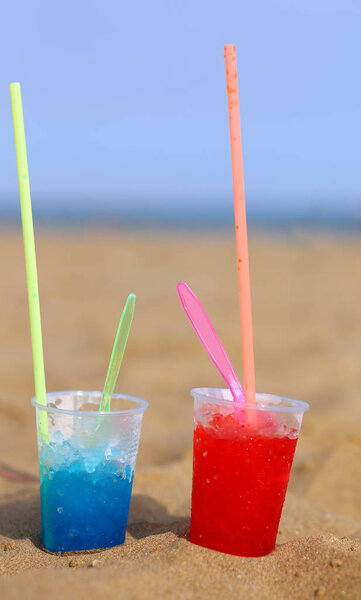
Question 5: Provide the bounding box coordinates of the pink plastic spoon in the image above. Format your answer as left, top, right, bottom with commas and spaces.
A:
177, 282, 245, 402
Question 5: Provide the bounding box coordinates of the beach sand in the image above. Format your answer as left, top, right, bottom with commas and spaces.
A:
0, 228, 360, 599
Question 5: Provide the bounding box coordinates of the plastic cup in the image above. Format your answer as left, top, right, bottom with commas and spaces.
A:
189, 388, 309, 557
32, 390, 148, 553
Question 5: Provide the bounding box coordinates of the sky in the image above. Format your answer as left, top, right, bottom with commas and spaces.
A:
1, 0, 360, 221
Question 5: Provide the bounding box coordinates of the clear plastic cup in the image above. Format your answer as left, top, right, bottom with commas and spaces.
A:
32, 390, 148, 553
189, 388, 309, 557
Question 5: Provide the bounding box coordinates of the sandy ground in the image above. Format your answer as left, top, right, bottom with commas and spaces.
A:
0, 228, 360, 599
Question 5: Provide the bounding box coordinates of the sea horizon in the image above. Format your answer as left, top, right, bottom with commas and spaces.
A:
0, 200, 360, 232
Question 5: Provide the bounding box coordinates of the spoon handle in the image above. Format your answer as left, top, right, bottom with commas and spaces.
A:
177, 282, 244, 401
100, 294, 136, 412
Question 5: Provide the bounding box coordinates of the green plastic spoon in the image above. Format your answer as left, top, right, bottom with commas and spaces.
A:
99, 294, 136, 412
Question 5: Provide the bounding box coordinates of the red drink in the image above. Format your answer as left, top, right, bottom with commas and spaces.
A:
190, 397, 300, 557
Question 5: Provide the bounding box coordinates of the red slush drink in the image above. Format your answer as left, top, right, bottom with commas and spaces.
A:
190, 389, 309, 557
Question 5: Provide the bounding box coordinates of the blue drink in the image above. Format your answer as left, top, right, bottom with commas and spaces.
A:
33, 391, 147, 553
40, 441, 134, 552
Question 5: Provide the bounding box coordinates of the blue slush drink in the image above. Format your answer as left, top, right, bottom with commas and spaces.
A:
33, 391, 147, 553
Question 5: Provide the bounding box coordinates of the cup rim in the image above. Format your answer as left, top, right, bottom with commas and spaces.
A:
31, 390, 148, 416
190, 388, 309, 413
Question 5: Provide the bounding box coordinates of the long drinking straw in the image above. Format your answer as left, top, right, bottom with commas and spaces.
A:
10, 83, 49, 443
224, 45, 256, 405
99, 294, 136, 412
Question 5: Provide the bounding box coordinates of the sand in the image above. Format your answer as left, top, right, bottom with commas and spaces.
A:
0, 228, 360, 599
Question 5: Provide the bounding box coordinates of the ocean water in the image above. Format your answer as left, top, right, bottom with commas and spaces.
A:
1, 201, 360, 232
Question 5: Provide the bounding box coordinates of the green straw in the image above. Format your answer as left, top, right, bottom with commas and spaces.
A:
10, 83, 48, 443
99, 294, 136, 412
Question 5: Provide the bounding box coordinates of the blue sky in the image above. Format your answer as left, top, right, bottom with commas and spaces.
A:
1, 0, 360, 219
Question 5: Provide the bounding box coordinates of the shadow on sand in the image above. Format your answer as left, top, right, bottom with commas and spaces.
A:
0, 487, 189, 550
127, 494, 189, 540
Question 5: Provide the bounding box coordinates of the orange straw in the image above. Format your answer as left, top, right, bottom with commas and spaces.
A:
224, 44, 256, 405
